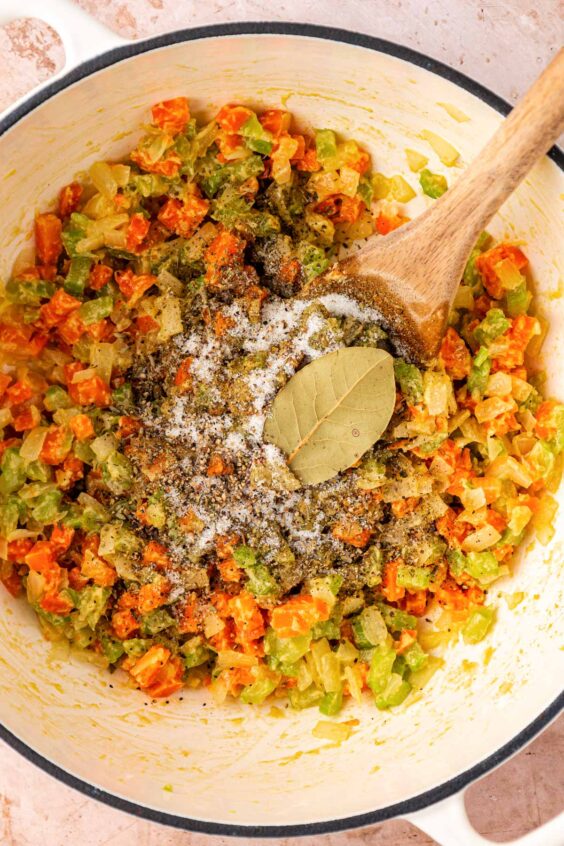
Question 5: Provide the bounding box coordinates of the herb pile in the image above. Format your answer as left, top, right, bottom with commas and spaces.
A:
0, 98, 562, 712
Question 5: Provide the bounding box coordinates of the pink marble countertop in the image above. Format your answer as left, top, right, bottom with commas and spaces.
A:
0, 2, 563, 844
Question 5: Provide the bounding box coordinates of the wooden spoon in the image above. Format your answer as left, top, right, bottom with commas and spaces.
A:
303, 49, 564, 365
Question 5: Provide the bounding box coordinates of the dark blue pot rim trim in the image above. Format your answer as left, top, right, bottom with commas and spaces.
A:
0, 20, 562, 837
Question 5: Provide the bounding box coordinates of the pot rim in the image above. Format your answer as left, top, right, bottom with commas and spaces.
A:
0, 20, 562, 838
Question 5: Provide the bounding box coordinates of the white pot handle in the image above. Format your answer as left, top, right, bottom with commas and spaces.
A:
405, 791, 563, 846
0, 0, 128, 117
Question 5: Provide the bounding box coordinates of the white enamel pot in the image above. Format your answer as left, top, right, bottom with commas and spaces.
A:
0, 2, 563, 843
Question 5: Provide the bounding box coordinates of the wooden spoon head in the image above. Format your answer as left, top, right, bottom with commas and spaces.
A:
302, 254, 449, 365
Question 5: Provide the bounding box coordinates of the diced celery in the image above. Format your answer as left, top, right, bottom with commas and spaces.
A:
410, 654, 444, 690
0, 448, 27, 495
74, 585, 111, 629
100, 634, 125, 664
396, 564, 432, 591
44, 385, 73, 411
31, 489, 63, 524
101, 452, 133, 495
26, 460, 52, 483
447, 548, 467, 578
394, 358, 424, 403
468, 346, 491, 397
474, 309, 510, 346
357, 176, 373, 207
377, 603, 417, 633
5, 277, 55, 305
79, 296, 113, 325
463, 606, 495, 644
241, 674, 279, 704
419, 169, 447, 198
181, 636, 211, 668
61, 214, 90, 258
240, 113, 273, 155
352, 606, 387, 648
233, 545, 257, 569
363, 545, 384, 586
404, 642, 428, 672
367, 643, 395, 695
465, 551, 500, 584
307, 574, 343, 608
111, 382, 133, 410
0, 495, 25, 535
317, 650, 342, 693
527, 440, 556, 481
315, 129, 338, 164
64, 256, 93, 296
245, 563, 278, 597
289, 685, 323, 710
505, 281, 532, 317
393, 654, 407, 678
375, 673, 411, 709
141, 609, 175, 635
122, 638, 153, 657
297, 242, 330, 281
311, 617, 341, 640
319, 688, 344, 716
265, 629, 312, 667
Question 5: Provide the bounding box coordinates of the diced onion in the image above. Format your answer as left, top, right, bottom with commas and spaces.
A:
90, 434, 117, 462
157, 270, 183, 296
420, 129, 460, 166
156, 295, 183, 341
19, 427, 48, 461
485, 372, 512, 397
111, 164, 131, 187
339, 166, 360, 198
462, 524, 502, 552
215, 651, 258, 669
90, 342, 115, 386
203, 612, 225, 639
89, 161, 118, 198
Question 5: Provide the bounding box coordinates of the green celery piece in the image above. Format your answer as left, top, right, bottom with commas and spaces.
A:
463, 606, 495, 644
289, 685, 324, 710
465, 551, 500, 584
396, 564, 432, 591
474, 308, 510, 346
0, 495, 25, 536
367, 643, 395, 696
26, 460, 52, 483
64, 256, 93, 296
463, 233, 490, 286
319, 688, 344, 716
129, 173, 171, 198
5, 277, 55, 305
111, 382, 133, 410
265, 629, 311, 666
122, 638, 153, 657
505, 281, 532, 317
419, 169, 447, 199
61, 213, 90, 258
79, 295, 113, 325
30, 489, 63, 524
0, 448, 27, 495
233, 545, 258, 568
240, 114, 273, 155
74, 585, 111, 630
101, 452, 133, 495
44, 385, 73, 411
447, 548, 468, 579
467, 346, 491, 396
375, 673, 411, 709
181, 637, 211, 669
240, 675, 279, 705
296, 242, 330, 281
363, 545, 384, 586
141, 609, 175, 635
377, 602, 417, 633
357, 176, 373, 208
311, 617, 341, 640
394, 359, 424, 403
404, 642, 428, 672
100, 634, 125, 664
315, 129, 338, 163
351, 606, 387, 649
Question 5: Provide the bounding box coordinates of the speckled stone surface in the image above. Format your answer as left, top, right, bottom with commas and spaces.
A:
0, 2, 563, 844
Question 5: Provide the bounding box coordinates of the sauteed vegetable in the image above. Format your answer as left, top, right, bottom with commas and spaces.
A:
1, 98, 562, 711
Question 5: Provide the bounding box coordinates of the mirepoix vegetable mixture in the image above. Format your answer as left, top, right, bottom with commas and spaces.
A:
1, 97, 563, 713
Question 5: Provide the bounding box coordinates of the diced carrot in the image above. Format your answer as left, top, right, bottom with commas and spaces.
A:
315, 194, 364, 224
177, 594, 200, 634
151, 97, 190, 135
40, 289, 81, 328
395, 628, 417, 654
174, 356, 193, 389
375, 212, 409, 235
204, 229, 246, 288
259, 109, 291, 137
229, 591, 265, 643
332, 521, 371, 548
535, 400, 559, 440
130, 147, 182, 177
25, 541, 59, 575
137, 579, 171, 615
432, 577, 484, 611
296, 144, 320, 172
50, 524, 75, 554
142, 540, 171, 570
58, 182, 83, 217
115, 269, 157, 306
439, 327, 471, 380
129, 645, 171, 688
436, 507, 473, 547
55, 454, 84, 490
158, 196, 209, 239
117, 415, 142, 439
81, 549, 117, 587
58, 310, 86, 345
68, 566, 89, 590
391, 497, 420, 519
69, 413, 95, 441
35, 213, 62, 265
270, 595, 330, 638
5, 380, 33, 406
381, 560, 405, 602
475, 244, 528, 299
144, 654, 184, 698
402, 590, 428, 617
40, 592, 73, 615
112, 609, 139, 640
216, 104, 253, 134
206, 453, 234, 476
12, 405, 40, 432
66, 367, 111, 407
89, 264, 114, 291
290, 134, 306, 162
39, 426, 72, 465
486, 509, 507, 533
0, 373, 12, 397
213, 311, 235, 338
218, 557, 242, 583
125, 213, 150, 252
7, 538, 34, 563
134, 315, 160, 335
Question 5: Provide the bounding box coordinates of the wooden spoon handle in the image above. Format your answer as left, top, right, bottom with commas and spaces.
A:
429, 48, 564, 249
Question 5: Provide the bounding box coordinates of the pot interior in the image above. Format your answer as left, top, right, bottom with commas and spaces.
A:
0, 31, 562, 830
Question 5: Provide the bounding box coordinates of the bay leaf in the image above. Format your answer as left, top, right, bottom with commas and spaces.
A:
264, 347, 396, 485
